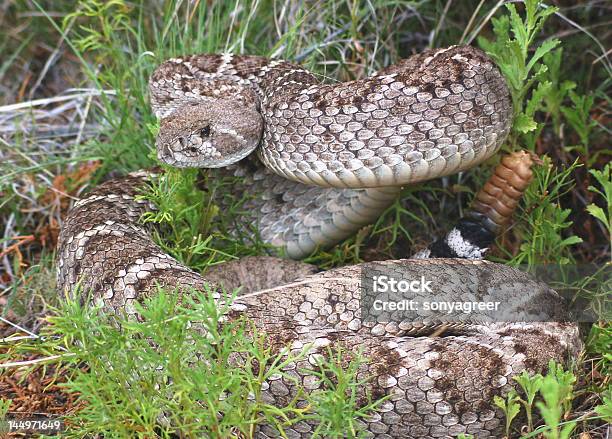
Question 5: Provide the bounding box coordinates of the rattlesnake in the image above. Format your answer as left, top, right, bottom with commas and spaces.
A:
57, 46, 581, 438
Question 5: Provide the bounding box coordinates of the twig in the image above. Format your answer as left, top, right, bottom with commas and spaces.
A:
0, 90, 116, 113
0, 235, 35, 258
0, 316, 40, 339
464, 0, 506, 45
0, 335, 39, 342
0, 353, 75, 369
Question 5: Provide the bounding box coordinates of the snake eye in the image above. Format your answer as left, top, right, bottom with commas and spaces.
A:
200, 125, 211, 137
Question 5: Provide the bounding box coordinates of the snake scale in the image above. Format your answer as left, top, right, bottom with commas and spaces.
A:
57, 46, 581, 438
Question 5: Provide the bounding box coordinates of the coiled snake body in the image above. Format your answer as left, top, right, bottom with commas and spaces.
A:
57, 46, 581, 438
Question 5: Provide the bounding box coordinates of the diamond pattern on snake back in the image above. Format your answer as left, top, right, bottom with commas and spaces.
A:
255, 47, 511, 187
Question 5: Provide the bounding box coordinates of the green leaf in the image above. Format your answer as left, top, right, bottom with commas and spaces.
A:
594, 391, 612, 422
560, 91, 597, 146
530, 5, 559, 46
0, 399, 10, 419
507, 398, 521, 422
492, 14, 511, 41
514, 371, 543, 404
532, 62, 549, 81
560, 421, 578, 439
558, 235, 583, 247
494, 391, 521, 437
493, 395, 506, 410
586, 164, 612, 241
525, 81, 552, 117
526, 38, 560, 74
507, 3, 528, 50
588, 165, 612, 202
587, 205, 608, 226
559, 80, 576, 95
515, 113, 538, 133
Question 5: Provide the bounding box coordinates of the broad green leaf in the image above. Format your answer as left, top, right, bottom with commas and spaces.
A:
594, 394, 612, 421
586, 204, 608, 226
514, 371, 543, 403
493, 395, 506, 410
515, 113, 538, 133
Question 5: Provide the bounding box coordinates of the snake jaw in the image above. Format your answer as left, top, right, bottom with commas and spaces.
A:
156, 98, 263, 168
158, 139, 258, 169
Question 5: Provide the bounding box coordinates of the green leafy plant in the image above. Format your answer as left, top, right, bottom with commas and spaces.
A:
505, 156, 583, 267
586, 323, 612, 381
136, 167, 270, 271
586, 163, 612, 260
546, 362, 577, 416
1, 287, 385, 437
514, 371, 544, 432
0, 400, 9, 436
55, 0, 156, 173
0, 398, 10, 419
51, 292, 301, 437
137, 168, 218, 269
371, 186, 439, 249
560, 91, 604, 166
478, 0, 559, 142
2, 0, 609, 437
493, 390, 521, 438
561, 93, 597, 149
594, 387, 612, 423
306, 347, 386, 438
491, 362, 582, 438
533, 362, 577, 439
541, 48, 576, 137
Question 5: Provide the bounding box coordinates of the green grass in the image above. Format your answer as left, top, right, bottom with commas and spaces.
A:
136, 166, 271, 272
0, 0, 610, 437
2, 289, 382, 437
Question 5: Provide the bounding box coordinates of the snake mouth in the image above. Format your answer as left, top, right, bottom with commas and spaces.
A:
156, 139, 258, 169
200, 141, 259, 168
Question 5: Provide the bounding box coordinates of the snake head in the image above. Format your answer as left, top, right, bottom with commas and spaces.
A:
156, 99, 263, 168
